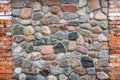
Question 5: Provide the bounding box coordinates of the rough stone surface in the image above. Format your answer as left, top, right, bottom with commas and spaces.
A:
20, 8, 31, 19
89, 0, 100, 11
97, 72, 109, 79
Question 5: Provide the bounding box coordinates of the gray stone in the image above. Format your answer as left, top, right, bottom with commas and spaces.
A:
60, 0, 78, 4
54, 31, 65, 40
90, 20, 98, 26
12, 9, 20, 17
68, 72, 79, 80
26, 76, 36, 80
67, 20, 79, 26
25, 44, 34, 53
58, 74, 68, 80
35, 33, 42, 40
97, 72, 109, 79
31, 20, 41, 26
59, 58, 70, 68
69, 57, 80, 68
19, 73, 26, 80
50, 65, 63, 75
64, 12, 78, 20
68, 32, 78, 40
36, 75, 45, 80
49, 15, 60, 24
79, 15, 89, 23
77, 7, 87, 15
13, 46, 24, 54
47, 75, 57, 80
98, 34, 107, 42
32, 2, 41, 11
12, 24, 25, 35
99, 21, 108, 29
79, 0, 87, 7
12, 0, 24, 8
87, 67, 96, 75
34, 26, 41, 32
80, 29, 91, 37
53, 42, 66, 54
101, 0, 108, 8
20, 19, 31, 25
42, 6, 50, 13
98, 50, 109, 58
81, 56, 94, 68
80, 23, 92, 30
22, 60, 32, 68
32, 12, 44, 20
64, 67, 73, 75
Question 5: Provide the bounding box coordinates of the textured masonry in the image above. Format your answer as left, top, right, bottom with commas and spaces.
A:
0, 0, 12, 79
11, 0, 109, 80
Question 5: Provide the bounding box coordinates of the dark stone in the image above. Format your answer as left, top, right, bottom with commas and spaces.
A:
32, 12, 43, 20
26, 76, 36, 80
53, 42, 66, 54
12, 24, 25, 35
68, 72, 79, 80
39, 69, 49, 76
67, 20, 79, 26
68, 32, 78, 40
60, 0, 78, 4
33, 37, 51, 46
79, 15, 89, 23
81, 56, 94, 68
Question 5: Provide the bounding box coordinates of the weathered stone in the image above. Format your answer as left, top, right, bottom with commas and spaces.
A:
68, 32, 78, 41
50, 6, 60, 14
25, 26, 35, 35
31, 20, 41, 26
61, 4, 78, 12
39, 69, 49, 76
28, 52, 42, 61
87, 67, 96, 75
81, 56, 94, 68
101, 0, 108, 8
99, 21, 108, 29
98, 34, 107, 41
26, 76, 36, 80
20, 19, 31, 25
64, 67, 73, 75
89, 0, 100, 11
47, 75, 57, 80
77, 7, 87, 16
60, 0, 78, 4
67, 41, 76, 51
76, 46, 88, 54
79, 0, 87, 7
15, 67, 22, 74
54, 31, 65, 40
76, 35, 84, 45
32, 12, 44, 20
50, 65, 63, 75
49, 15, 60, 24
88, 51, 98, 58
97, 58, 108, 67
35, 33, 42, 40
59, 58, 70, 68
19, 73, 26, 80
20, 8, 31, 19
80, 29, 91, 37
24, 44, 34, 53
36, 75, 46, 80
42, 6, 49, 13
34, 26, 41, 32
32, 2, 41, 11
64, 12, 78, 20
80, 23, 92, 30
74, 66, 86, 75
41, 26, 51, 36
97, 72, 109, 79
22, 60, 32, 68
59, 74, 68, 80
41, 0, 60, 6
90, 20, 98, 26
12, 0, 24, 8
12, 24, 25, 35
50, 25, 59, 33
53, 43, 66, 54
79, 15, 89, 23
67, 26, 75, 31
41, 18, 50, 25
13, 46, 24, 53
22, 68, 36, 75
12, 9, 20, 17
92, 26, 102, 34
69, 57, 80, 68
44, 13, 52, 18
67, 20, 79, 26
80, 75, 96, 80
13, 35, 25, 43
68, 73, 79, 80
94, 11, 107, 20
43, 54, 56, 60
40, 45, 53, 55
26, 35, 35, 42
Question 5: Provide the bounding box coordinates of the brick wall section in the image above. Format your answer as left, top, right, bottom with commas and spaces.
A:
109, 0, 120, 79
0, 0, 12, 79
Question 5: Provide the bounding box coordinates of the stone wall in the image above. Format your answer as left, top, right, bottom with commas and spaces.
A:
11, 0, 109, 80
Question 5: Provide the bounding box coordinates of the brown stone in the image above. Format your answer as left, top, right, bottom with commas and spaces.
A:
97, 72, 109, 79
25, 26, 35, 35
50, 6, 60, 14
94, 11, 107, 20
26, 35, 35, 42
92, 26, 102, 34
22, 68, 36, 75
76, 46, 88, 54
69, 57, 81, 68
20, 8, 31, 19
43, 54, 56, 60
89, 0, 100, 11
67, 41, 76, 51
67, 26, 75, 32
29, 52, 42, 61
97, 58, 108, 67
74, 66, 86, 75
61, 4, 78, 12
41, 0, 60, 6
88, 51, 98, 58
41, 18, 50, 25
40, 45, 54, 55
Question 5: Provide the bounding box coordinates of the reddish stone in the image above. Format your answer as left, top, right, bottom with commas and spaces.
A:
60, 24, 67, 30
50, 6, 60, 14
41, 18, 50, 25
41, 0, 60, 6
61, 4, 78, 12
50, 25, 59, 33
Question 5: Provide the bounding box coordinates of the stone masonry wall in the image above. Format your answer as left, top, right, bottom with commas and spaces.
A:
0, 0, 12, 79
11, 0, 109, 80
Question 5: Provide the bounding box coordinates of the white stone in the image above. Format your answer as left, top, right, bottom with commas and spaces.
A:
77, 7, 87, 15
59, 19, 67, 23
79, 0, 87, 7
98, 34, 108, 42
47, 75, 57, 80
57, 53, 65, 60
19, 73, 26, 80
15, 67, 22, 74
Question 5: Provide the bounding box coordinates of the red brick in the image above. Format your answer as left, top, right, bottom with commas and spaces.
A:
5, 41, 12, 45
5, 20, 11, 27
41, 0, 60, 6
61, 4, 78, 12
0, 4, 5, 12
